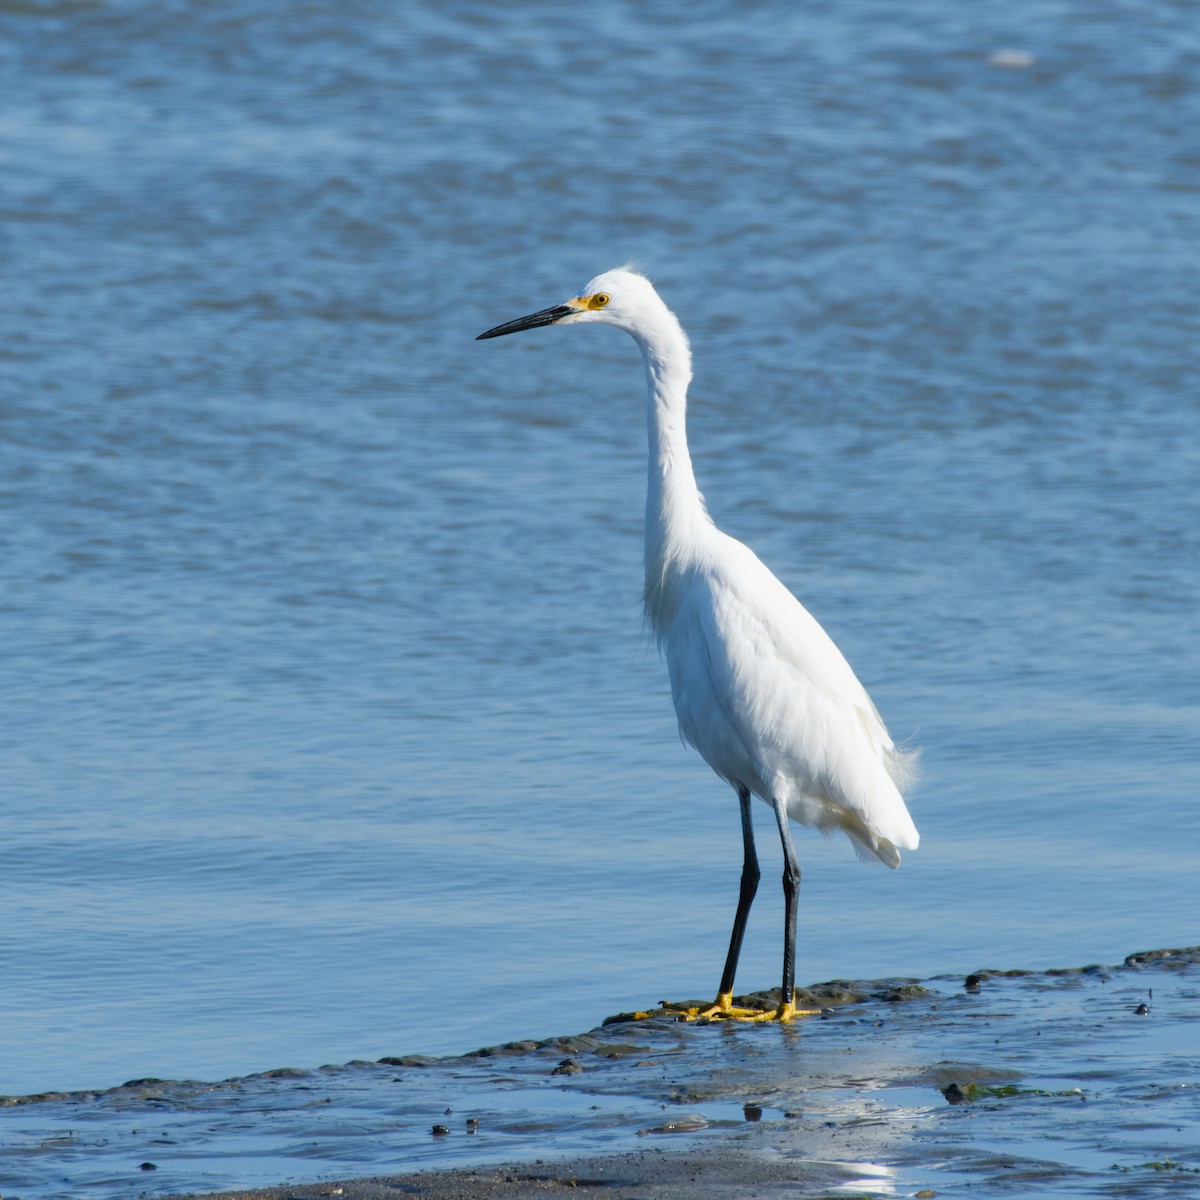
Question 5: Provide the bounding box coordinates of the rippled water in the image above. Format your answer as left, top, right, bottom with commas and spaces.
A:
2, 0, 1198, 1103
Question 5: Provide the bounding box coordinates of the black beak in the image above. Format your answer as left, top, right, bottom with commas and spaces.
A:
476, 304, 575, 340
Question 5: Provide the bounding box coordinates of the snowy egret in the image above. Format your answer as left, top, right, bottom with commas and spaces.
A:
477, 269, 919, 1021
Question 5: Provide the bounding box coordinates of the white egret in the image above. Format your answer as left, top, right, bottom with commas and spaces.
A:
477, 269, 918, 1021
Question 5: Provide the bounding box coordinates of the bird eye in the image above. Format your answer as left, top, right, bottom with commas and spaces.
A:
589, 293, 611, 310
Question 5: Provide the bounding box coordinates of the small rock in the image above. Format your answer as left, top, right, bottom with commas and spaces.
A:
431, 1124, 450, 1136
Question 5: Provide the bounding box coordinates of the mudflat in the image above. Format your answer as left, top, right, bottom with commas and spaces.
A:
20, 947, 1179, 1200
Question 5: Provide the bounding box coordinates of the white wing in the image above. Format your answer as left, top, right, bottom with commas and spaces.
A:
659, 530, 919, 867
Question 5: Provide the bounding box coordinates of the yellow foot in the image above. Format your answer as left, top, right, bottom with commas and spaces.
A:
654, 992, 821, 1023
773, 998, 822, 1022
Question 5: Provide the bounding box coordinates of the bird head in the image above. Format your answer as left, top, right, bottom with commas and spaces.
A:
476, 268, 667, 341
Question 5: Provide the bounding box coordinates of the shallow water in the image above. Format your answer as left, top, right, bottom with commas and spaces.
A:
2, 0, 1199, 1101
2, 948, 1197, 1199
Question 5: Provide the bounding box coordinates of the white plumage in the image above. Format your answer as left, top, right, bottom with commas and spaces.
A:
478, 267, 918, 1020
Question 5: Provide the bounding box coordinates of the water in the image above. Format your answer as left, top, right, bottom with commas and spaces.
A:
2, 0, 1198, 1103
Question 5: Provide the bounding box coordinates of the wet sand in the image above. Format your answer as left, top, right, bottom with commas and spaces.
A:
5, 948, 1198, 1200
167, 1142, 928, 1200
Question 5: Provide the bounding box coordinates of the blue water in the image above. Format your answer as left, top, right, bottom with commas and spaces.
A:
2, 0, 1197, 1098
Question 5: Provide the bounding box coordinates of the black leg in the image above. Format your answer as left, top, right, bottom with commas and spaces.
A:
772, 796, 801, 1011
716, 785, 760, 1001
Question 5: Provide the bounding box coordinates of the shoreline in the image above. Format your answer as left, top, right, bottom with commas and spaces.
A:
165, 1142, 910, 1200
5, 947, 1197, 1200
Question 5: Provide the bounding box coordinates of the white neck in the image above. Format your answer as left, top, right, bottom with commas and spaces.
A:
634, 309, 710, 629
